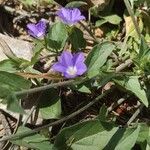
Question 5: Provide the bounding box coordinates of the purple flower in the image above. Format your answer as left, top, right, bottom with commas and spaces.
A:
52, 51, 87, 78
27, 19, 47, 38
56, 7, 85, 25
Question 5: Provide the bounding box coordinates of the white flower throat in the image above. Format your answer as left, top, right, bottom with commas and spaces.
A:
66, 66, 77, 76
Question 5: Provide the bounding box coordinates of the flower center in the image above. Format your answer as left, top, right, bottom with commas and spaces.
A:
66, 66, 77, 76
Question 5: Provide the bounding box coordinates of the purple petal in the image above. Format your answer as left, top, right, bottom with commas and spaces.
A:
57, 8, 72, 24
59, 51, 73, 67
63, 72, 77, 78
72, 8, 85, 21
27, 19, 47, 38
73, 52, 85, 66
36, 19, 47, 33
52, 63, 66, 73
75, 62, 87, 75
27, 24, 39, 37
57, 7, 85, 25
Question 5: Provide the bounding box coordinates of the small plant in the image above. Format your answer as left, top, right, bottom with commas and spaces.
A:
0, 0, 150, 150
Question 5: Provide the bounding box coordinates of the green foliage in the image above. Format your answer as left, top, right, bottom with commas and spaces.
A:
54, 120, 140, 150
31, 40, 45, 65
1, 0, 150, 149
10, 126, 52, 150
0, 71, 31, 113
114, 76, 149, 107
86, 42, 115, 78
69, 27, 86, 50
0, 59, 18, 73
96, 14, 122, 26
39, 89, 61, 119
47, 22, 68, 52
0, 71, 31, 99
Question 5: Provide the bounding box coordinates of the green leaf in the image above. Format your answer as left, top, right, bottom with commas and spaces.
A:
0, 71, 31, 113
86, 42, 115, 78
39, 89, 61, 119
0, 71, 31, 97
137, 123, 150, 143
10, 126, 53, 150
71, 126, 140, 150
114, 76, 149, 107
54, 120, 114, 150
31, 41, 44, 65
95, 19, 107, 27
54, 120, 140, 150
7, 93, 25, 114
69, 27, 86, 50
0, 59, 18, 73
66, 1, 87, 8
47, 22, 68, 51
96, 15, 122, 26
99, 104, 108, 122
103, 14, 122, 25
110, 126, 140, 150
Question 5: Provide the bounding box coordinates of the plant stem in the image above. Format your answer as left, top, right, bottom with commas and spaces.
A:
79, 22, 100, 43
0, 89, 112, 142
124, 0, 141, 39
15, 77, 86, 97
127, 104, 144, 126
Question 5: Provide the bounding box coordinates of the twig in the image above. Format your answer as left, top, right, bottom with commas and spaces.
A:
116, 59, 132, 72
79, 22, 100, 43
126, 104, 144, 126
22, 93, 43, 126
15, 77, 86, 97
0, 89, 112, 142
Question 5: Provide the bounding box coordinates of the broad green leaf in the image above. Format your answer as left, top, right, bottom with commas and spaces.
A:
0, 59, 18, 73
54, 120, 114, 150
10, 126, 53, 150
0, 71, 31, 113
69, 27, 86, 50
47, 22, 68, 51
95, 19, 107, 27
71, 126, 140, 150
39, 89, 61, 119
7, 93, 25, 114
0, 71, 31, 96
66, 1, 87, 8
96, 15, 122, 26
86, 42, 115, 78
112, 126, 140, 150
103, 14, 122, 25
114, 76, 149, 107
54, 120, 140, 150
99, 104, 108, 122
137, 123, 150, 143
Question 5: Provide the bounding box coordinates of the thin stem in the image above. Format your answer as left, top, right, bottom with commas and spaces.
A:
124, 0, 141, 39
79, 22, 100, 43
116, 59, 132, 72
15, 77, 86, 97
127, 104, 144, 126
0, 89, 112, 142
